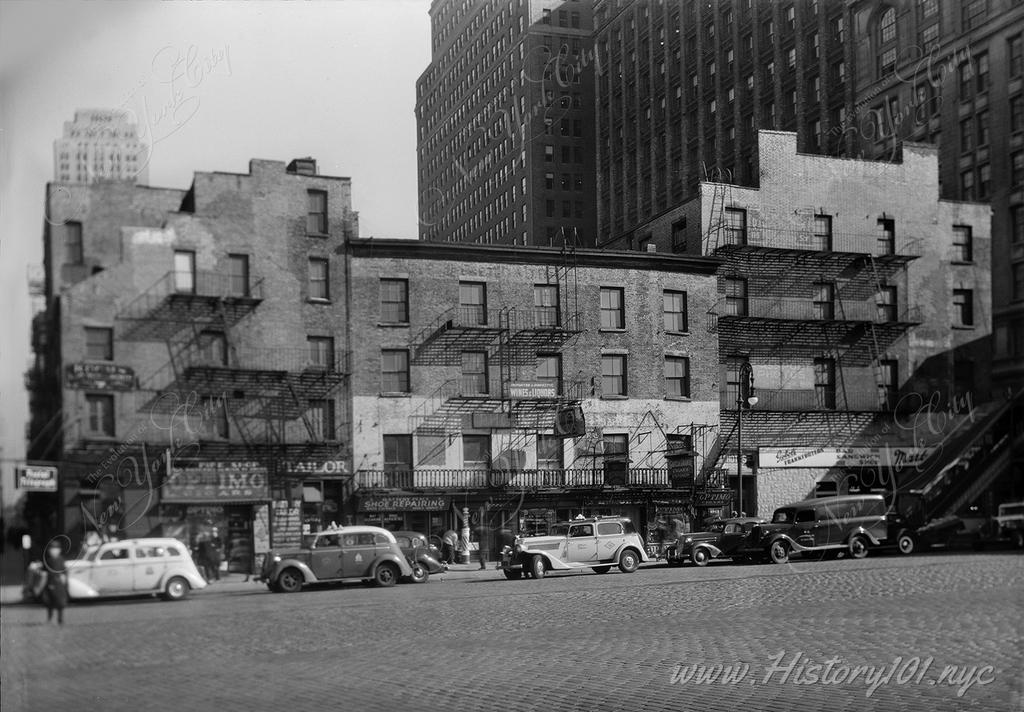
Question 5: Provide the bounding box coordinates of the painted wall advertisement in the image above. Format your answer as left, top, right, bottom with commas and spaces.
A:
758, 447, 936, 469
162, 462, 270, 502
65, 362, 135, 391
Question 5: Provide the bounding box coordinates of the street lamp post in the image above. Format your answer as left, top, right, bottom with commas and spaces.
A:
737, 362, 757, 516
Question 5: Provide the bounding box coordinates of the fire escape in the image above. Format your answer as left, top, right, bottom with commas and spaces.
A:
702, 184, 922, 480
117, 269, 350, 469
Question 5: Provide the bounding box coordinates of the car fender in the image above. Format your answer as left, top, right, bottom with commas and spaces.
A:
847, 527, 883, 547
695, 543, 722, 558
159, 569, 208, 592
612, 541, 649, 563
373, 553, 413, 577
518, 548, 574, 570
66, 576, 99, 600
274, 559, 318, 583
765, 533, 807, 552
416, 551, 447, 574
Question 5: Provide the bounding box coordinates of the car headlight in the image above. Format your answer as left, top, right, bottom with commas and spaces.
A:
272, 555, 281, 563
684, 537, 693, 544
514, 544, 523, 554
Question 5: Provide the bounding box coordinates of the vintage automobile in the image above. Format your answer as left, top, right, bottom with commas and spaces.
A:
24, 538, 208, 602
665, 517, 766, 566
741, 494, 888, 564
972, 500, 1024, 550
498, 515, 649, 579
258, 525, 414, 592
392, 530, 448, 583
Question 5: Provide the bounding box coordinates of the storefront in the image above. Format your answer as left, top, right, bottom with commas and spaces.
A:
358, 494, 450, 535
159, 460, 271, 575
278, 459, 352, 535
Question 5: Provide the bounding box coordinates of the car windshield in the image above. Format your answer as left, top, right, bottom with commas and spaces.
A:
773, 509, 795, 524
549, 524, 570, 536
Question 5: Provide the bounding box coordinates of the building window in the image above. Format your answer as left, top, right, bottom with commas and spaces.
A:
307, 336, 335, 370
725, 278, 748, 316
227, 254, 250, 297
417, 433, 445, 467
1013, 95, 1024, 133
1015, 206, 1024, 244
380, 349, 410, 393
664, 356, 691, 398
307, 399, 336, 441
877, 218, 895, 255
877, 286, 898, 322
960, 118, 974, 152
545, 172, 554, 189
174, 250, 196, 294
813, 283, 835, 320
602, 433, 628, 463
671, 218, 687, 252
544, 145, 554, 161
962, 0, 987, 30
536, 353, 562, 394
814, 358, 836, 410
879, 360, 898, 410
308, 258, 329, 300
64, 222, 83, 265
723, 208, 747, 245
84, 327, 113, 361
459, 281, 487, 325
307, 190, 328, 235
198, 330, 227, 366
953, 289, 974, 327
724, 357, 748, 406
383, 434, 413, 472
976, 52, 989, 91
1012, 152, 1024, 187
1013, 264, 1024, 301
663, 290, 688, 333
811, 214, 832, 250
601, 355, 627, 396
599, 287, 625, 329
1010, 35, 1023, 77
879, 48, 897, 77
460, 351, 488, 394
978, 163, 991, 200
960, 170, 975, 201
537, 434, 563, 470
86, 394, 115, 436
534, 284, 560, 327
463, 434, 491, 470
879, 7, 896, 43
379, 278, 409, 323
959, 61, 973, 98
977, 110, 990, 146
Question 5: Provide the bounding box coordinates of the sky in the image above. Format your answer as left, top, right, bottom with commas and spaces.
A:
0, 0, 433, 508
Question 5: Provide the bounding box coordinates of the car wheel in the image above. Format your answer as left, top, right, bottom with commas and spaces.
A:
849, 535, 870, 559
618, 548, 640, 573
409, 561, 429, 584
897, 532, 916, 555
503, 570, 522, 580
163, 577, 190, 601
1012, 530, 1024, 550
592, 565, 611, 574
529, 555, 546, 579
691, 548, 710, 567
375, 562, 400, 587
768, 540, 790, 565
276, 567, 304, 593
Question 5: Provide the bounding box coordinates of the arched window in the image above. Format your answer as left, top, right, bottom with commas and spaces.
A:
879, 8, 897, 44
877, 7, 898, 76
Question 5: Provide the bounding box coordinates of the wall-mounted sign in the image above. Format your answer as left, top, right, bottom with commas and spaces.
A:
65, 363, 135, 391
692, 489, 734, 507
758, 447, 936, 470
360, 495, 449, 512
16, 465, 58, 492
163, 463, 270, 503
555, 405, 586, 437
282, 460, 350, 477
509, 382, 557, 399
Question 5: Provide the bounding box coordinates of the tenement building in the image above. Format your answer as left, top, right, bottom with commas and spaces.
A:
53, 109, 150, 184
416, 0, 598, 246
28, 158, 359, 572
603, 130, 1014, 519
27, 156, 726, 567
345, 239, 722, 555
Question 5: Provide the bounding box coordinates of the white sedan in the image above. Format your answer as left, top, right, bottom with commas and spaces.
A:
63, 538, 208, 601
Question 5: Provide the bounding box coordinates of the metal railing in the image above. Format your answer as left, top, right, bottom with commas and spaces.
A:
119, 269, 264, 321
354, 467, 671, 490
721, 387, 882, 412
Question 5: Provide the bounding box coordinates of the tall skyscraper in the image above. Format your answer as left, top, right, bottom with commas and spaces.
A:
53, 109, 149, 184
416, 0, 597, 246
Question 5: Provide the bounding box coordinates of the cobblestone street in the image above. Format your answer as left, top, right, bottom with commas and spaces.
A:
3, 551, 1022, 712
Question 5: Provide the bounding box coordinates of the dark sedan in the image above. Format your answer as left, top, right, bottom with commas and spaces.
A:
392, 531, 448, 583
665, 517, 766, 566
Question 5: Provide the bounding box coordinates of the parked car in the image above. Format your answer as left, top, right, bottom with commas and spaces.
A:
499, 515, 649, 579
972, 501, 1024, 550
392, 530, 448, 583
741, 495, 888, 564
258, 526, 413, 592
665, 517, 766, 566
23, 538, 208, 602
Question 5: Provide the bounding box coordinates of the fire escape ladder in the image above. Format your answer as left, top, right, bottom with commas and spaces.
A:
703, 179, 731, 254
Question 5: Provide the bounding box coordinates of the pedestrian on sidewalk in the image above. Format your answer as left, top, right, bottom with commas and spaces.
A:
41, 541, 68, 625
477, 526, 490, 570
441, 529, 457, 565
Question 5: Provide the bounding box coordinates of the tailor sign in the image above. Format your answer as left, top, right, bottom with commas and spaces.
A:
758, 447, 936, 469
16, 465, 58, 492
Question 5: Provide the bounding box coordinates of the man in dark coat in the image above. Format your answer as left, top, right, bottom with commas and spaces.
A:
42, 541, 69, 625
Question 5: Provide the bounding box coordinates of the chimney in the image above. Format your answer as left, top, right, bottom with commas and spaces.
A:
287, 157, 317, 176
